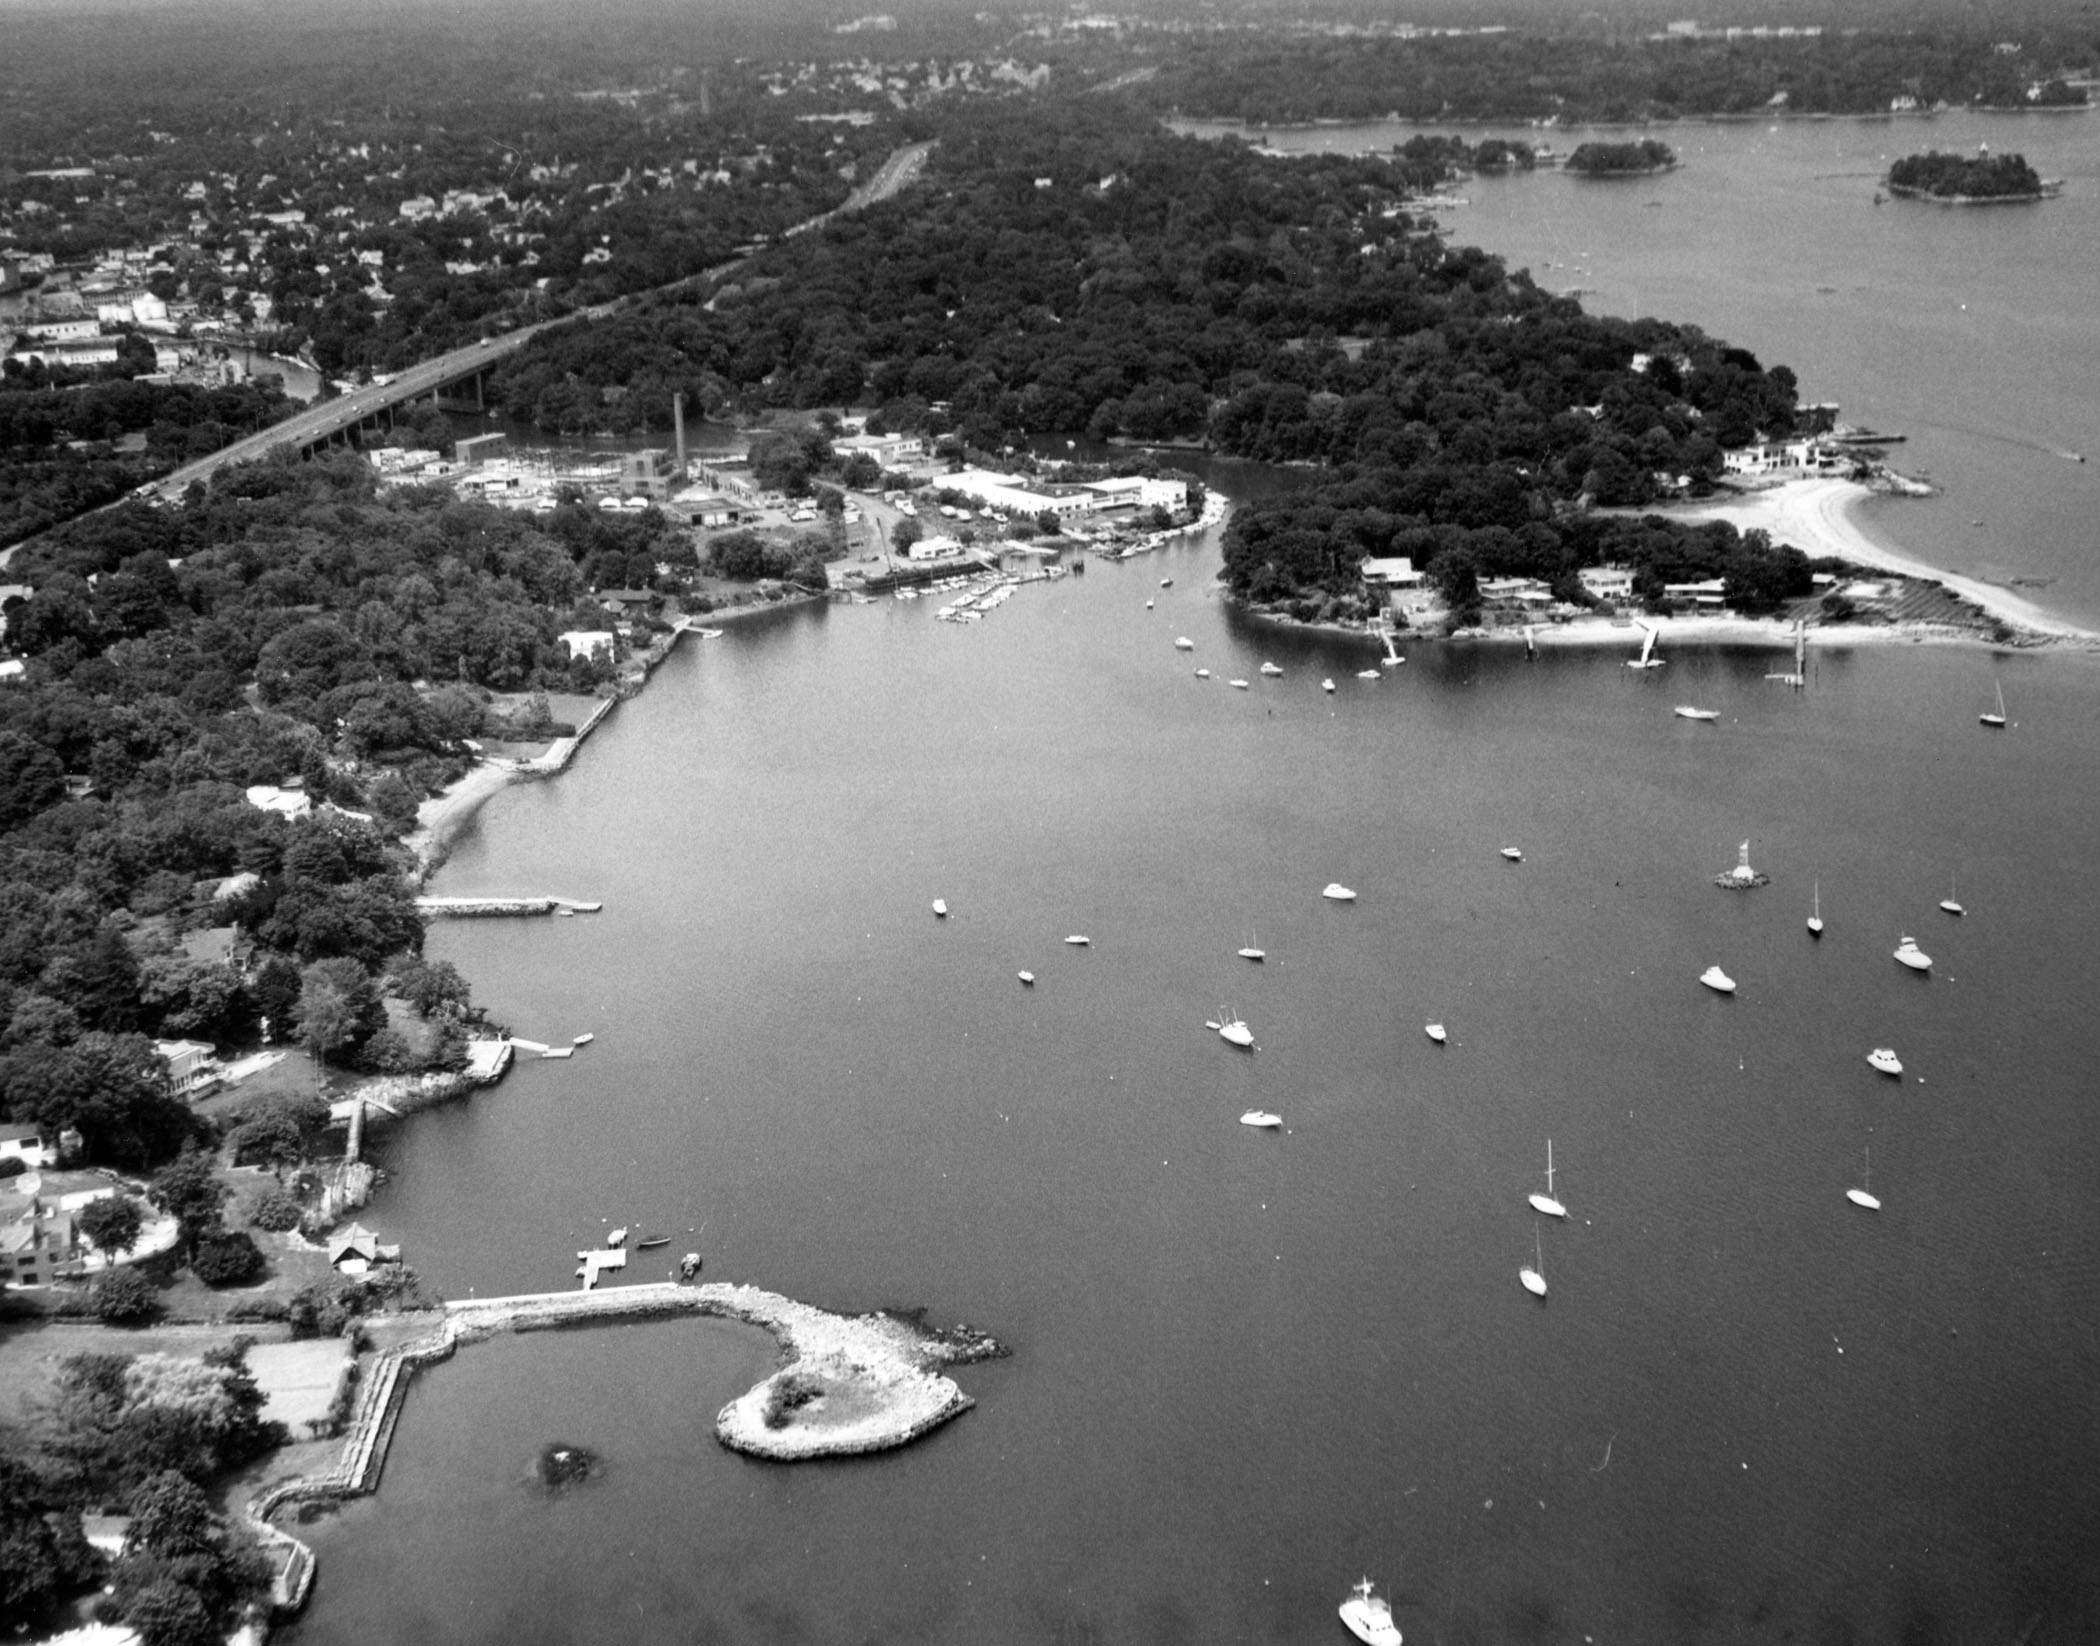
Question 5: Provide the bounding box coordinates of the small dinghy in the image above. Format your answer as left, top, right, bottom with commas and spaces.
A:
1065, 935, 1090, 947
932, 899, 948, 918
1017, 971, 1035, 985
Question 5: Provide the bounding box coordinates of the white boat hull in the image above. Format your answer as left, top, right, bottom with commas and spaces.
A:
1846, 1188, 1882, 1210
1323, 883, 1357, 902
1500, 848, 1523, 862
1240, 1111, 1282, 1128
1519, 1267, 1547, 1297
1425, 1024, 1446, 1044
1340, 1597, 1403, 1645
1700, 967, 1736, 994
1867, 1050, 1904, 1076
1528, 1193, 1567, 1218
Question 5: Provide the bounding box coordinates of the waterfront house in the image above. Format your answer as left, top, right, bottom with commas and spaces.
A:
327, 1222, 400, 1277
1478, 576, 1556, 611
1662, 578, 1730, 610
559, 630, 616, 663
1580, 565, 1637, 602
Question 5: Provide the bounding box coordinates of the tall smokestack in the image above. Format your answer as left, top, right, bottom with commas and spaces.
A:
673, 393, 687, 477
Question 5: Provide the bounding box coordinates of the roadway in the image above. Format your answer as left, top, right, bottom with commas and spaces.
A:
145, 141, 938, 501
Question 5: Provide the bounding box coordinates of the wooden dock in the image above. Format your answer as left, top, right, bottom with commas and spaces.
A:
413, 895, 602, 918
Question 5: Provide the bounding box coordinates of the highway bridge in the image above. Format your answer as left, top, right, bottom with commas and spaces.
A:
143, 142, 936, 501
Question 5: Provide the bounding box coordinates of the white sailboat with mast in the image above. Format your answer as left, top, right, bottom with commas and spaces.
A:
1846, 1145, 1882, 1211
1528, 1140, 1567, 1218
1519, 1226, 1548, 1297
1625, 619, 1663, 669
1980, 682, 2007, 728
1807, 880, 1824, 936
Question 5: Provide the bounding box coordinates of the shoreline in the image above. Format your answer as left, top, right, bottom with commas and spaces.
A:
246, 1283, 1003, 1612
1649, 477, 2100, 646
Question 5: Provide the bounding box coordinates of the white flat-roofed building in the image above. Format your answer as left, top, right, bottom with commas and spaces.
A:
944, 468, 1095, 521
1580, 564, 1636, 600
906, 533, 968, 562
1082, 475, 1188, 512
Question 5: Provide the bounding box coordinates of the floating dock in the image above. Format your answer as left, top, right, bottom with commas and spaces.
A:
414, 896, 603, 918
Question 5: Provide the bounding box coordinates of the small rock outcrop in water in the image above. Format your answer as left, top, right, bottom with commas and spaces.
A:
536, 1442, 598, 1490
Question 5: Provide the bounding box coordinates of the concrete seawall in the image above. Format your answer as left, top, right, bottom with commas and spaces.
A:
246, 1282, 1002, 1617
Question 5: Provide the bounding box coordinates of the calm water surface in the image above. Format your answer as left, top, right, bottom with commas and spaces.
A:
279, 518, 2100, 1644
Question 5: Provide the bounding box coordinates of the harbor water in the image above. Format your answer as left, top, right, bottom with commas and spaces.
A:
276, 116, 2100, 1645
279, 535, 2100, 1643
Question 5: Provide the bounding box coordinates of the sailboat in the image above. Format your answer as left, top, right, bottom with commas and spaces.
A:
1846, 1146, 1882, 1211
1625, 620, 1663, 669
1939, 878, 1965, 916
1807, 881, 1824, 937
1519, 1227, 1548, 1297
1237, 926, 1265, 962
1979, 682, 2007, 728
1528, 1140, 1567, 1218
1217, 1009, 1254, 1049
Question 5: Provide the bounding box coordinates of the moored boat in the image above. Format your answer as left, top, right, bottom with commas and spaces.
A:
1260, 661, 1284, 677
1018, 971, 1035, 985
1174, 636, 1195, 651
1893, 935, 1931, 971
932, 898, 948, 918
1323, 882, 1357, 902
1425, 1022, 1446, 1044
1240, 1110, 1282, 1129
1867, 1047, 1903, 1076
1674, 705, 1718, 721
1218, 1010, 1254, 1048
1500, 847, 1523, 862
1700, 965, 1736, 994
1339, 1577, 1403, 1645
1527, 1140, 1568, 1218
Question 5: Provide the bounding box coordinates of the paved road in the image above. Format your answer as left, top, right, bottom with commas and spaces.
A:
145, 141, 937, 501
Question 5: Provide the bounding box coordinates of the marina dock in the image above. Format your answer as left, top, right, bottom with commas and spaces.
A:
414, 895, 603, 918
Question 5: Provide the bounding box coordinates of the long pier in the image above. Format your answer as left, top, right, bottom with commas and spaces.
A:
413, 895, 602, 918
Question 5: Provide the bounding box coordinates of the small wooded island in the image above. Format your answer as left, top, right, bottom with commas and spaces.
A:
1886, 149, 2059, 202
1565, 139, 1678, 177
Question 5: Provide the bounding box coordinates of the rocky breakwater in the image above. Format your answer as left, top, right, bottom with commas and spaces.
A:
706, 1288, 1007, 1460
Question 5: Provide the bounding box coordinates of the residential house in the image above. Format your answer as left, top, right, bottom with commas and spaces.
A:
155, 1038, 221, 1097
244, 782, 312, 819
558, 630, 616, 663
0, 1122, 57, 1171
1579, 565, 1636, 602
1662, 577, 1730, 610
596, 589, 655, 617
1478, 577, 1557, 611
327, 1222, 400, 1277
1359, 556, 1422, 591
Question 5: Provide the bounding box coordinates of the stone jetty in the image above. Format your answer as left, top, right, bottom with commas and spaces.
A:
413, 895, 603, 917
246, 1282, 1003, 1615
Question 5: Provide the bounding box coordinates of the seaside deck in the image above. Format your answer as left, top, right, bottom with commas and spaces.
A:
413, 895, 603, 917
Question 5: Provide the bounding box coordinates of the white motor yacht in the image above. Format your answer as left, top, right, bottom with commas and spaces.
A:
1867, 1047, 1903, 1076
1174, 636, 1195, 651
1424, 1023, 1447, 1045
1240, 1110, 1282, 1129
1339, 1578, 1403, 1646
1893, 936, 1931, 971
1260, 661, 1284, 677
1700, 965, 1736, 994
1323, 883, 1357, 902
1217, 1012, 1254, 1049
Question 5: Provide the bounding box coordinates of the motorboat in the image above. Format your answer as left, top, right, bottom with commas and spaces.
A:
1500, 847, 1523, 862
1322, 678, 1336, 693
1145, 599, 1154, 609
1339, 1577, 1403, 1645
1807, 881, 1824, 937
1260, 661, 1284, 677
1519, 1227, 1548, 1297
1229, 678, 1250, 690
1674, 705, 1718, 721
932, 899, 948, 918
572, 1033, 595, 1046
1980, 682, 2006, 728
1357, 669, 1380, 680
1893, 936, 1931, 971
1699, 965, 1736, 994
1217, 1011, 1254, 1049
1017, 971, 1035, 985
606, 1227, 629, 1247
1323, 883, 1357, 902
1240, 1110, 1282, 1129
1425, 1023, 1446, 1045
1065, 935, 1090, 947
1867, 1047, 1903, 1077
1174, 636, 1195, 651
1195, 668, 1211, 678
1846, 1146, 1882, 1211
1527, 1140, 1568, 1218
1160, 577, 1173, 588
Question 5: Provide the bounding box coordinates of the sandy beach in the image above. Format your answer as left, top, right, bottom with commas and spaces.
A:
1662, 477, 2098, 645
